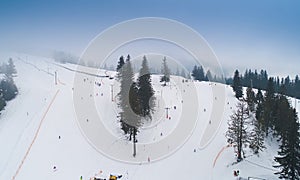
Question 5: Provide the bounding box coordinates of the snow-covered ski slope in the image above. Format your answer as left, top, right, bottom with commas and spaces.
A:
0, 53, 299, 180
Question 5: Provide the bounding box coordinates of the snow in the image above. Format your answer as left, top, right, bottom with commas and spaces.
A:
0, 53, 293, 180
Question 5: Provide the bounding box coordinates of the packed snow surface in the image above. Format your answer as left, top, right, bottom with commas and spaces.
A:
0, 53, 299, 180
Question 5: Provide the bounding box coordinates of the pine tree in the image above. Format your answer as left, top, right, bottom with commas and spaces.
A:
206, 70, 212, 81
191, 65, 205, 81
274, 109, 300, 179
263, 77, 276, 136
160, 57, 170, 86
246, 87, 255, 112
137, 56, 155, 118
249, 117, 265, 154
117, 57, 142, 157
0, 95, 6, 111
256, 89, 264, 104
232, 70, 243, 99
128, 82, 141, 157
7, 58, 17, 76
273, 94, 290, 139
226, 99, 250, 161
116, 56, 125, 72
191, 65, 199, 80
0, 73, 18, 101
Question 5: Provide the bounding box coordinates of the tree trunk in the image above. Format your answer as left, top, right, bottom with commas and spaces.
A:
238, 107, 243, 161
133, 128, 136, 157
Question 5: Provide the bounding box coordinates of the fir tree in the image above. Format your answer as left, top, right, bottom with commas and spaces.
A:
249, 116, 265, 154
0, 95, 6, 111
191, 65, 199, 80
0, 74, 18, 101
7, 58, 17, 76
226, 99, 250, 161
256, 89, 264, 104
246, 87, 255, 112
263, 77, 276, 136
117, 57, 142, 157
137, 56, 155, 118
160, 57, 170, 86
191, 65, 205, 81
274, 109, 300, 179
116, 56, 125, 72
206, 70, 212, 81
232, 70, 243, 99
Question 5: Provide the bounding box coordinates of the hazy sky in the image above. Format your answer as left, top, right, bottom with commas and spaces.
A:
0, 0, 299, 77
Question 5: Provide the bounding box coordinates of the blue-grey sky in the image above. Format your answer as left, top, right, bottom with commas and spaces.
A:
0, 0, 300, 77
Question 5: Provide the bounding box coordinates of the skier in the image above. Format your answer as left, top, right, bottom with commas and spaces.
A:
233, 170, 237, 177
80, 175, 83, 180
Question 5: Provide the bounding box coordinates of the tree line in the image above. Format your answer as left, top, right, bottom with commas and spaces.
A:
0, 58, 18, 112
228, 69, 300, 99
191, 65, 224, 82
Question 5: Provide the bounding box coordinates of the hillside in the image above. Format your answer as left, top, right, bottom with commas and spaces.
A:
0, 54, 299, 180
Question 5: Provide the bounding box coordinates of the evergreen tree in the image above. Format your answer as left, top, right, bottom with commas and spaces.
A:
0, 74, 18, 101
273, 94, 290, 138
249, 117, 265, 154
274, 109, 300, 179
191, 65, 205, 81
232, 70, 243, 99
226, 99, 250, 161
128, 82, 141, 157
137, 56, 155, 118
263, 77, 275, 136
117, 57, 142, 157
160, 57, 170, 86
206, 70, 212, 81
256, 89, 264, 104
246, 87, 255, 112
295, 75, 300, 98
116, 56, 125, 72
7, 58, 17, 76
0, 95, 6, 111
191, 65, 199, 80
